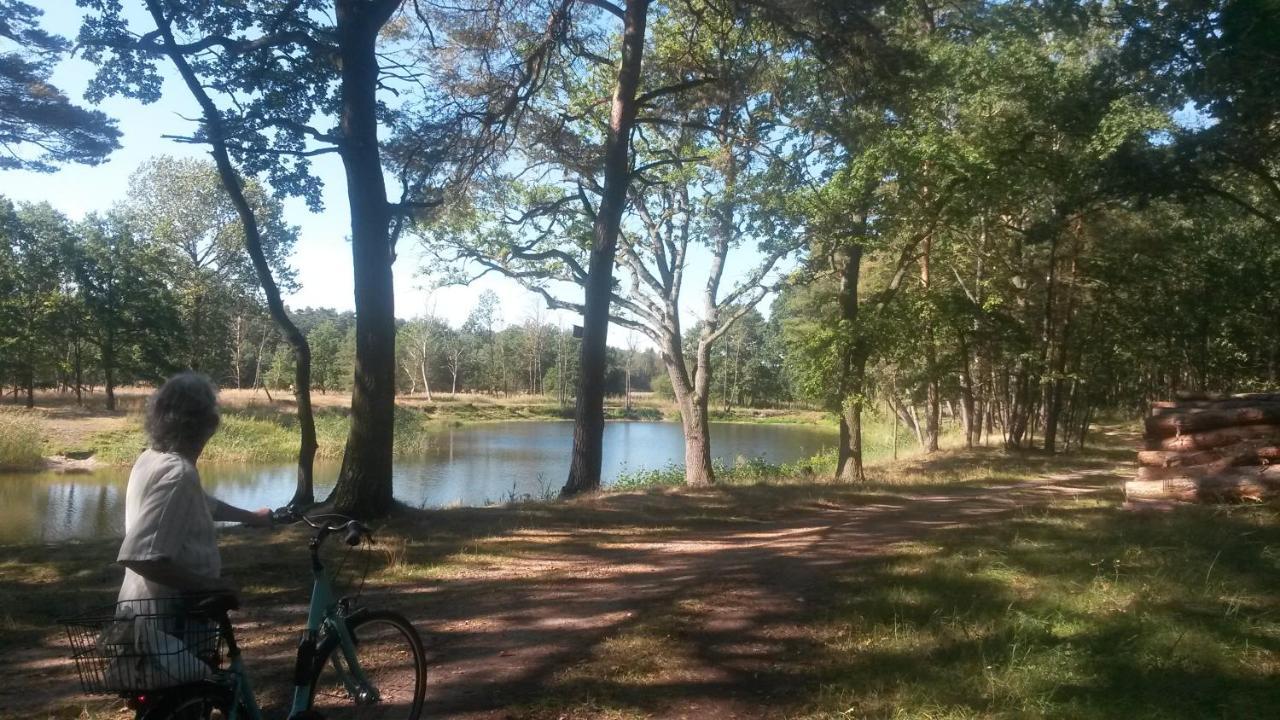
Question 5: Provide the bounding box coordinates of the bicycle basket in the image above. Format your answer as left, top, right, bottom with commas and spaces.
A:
62, 597, 224, 695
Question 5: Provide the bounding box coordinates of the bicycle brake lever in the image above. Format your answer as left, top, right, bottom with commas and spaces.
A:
343, 523, 365, 547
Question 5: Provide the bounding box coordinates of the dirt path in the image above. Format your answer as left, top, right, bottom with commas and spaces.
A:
409, 470, 1118, 718
2, 459, 1123, 719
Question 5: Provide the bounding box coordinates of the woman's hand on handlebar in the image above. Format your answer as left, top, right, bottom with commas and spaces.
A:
271, 505, 304, 526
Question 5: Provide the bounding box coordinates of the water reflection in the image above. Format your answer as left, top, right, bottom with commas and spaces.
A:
0, 421, 836, 545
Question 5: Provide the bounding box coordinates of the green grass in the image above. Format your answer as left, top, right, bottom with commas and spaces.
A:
782, 499, 1280, 719
609, 413, 965, 491
83, 401, 829, 466
89, 406, 450, 464
2, 442, 1278, 719
0, 409, 44, 470
524, 448, 1280, 719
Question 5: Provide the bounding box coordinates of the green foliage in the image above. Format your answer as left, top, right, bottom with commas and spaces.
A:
120, 156, 298, 380
0, 0, 120, 171
307, 321, 344, 393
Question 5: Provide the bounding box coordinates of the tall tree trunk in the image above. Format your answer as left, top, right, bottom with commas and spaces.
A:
562, 0, 650, 497
252, 327, 268, 393
1046, 221, 1083, 453
103, 335, 116, 412
662, 327, 715, 487
679, 392, 714, 486
957, 330, 975, 449
920, 233, 940, 452
834, 239, 866, 483
327, 3, 400, 517
421, 355, 433, 402
1039, 228, 1061, 453
233, 313, 244, 389
1006, 234, 1031, 448
144, 0, 320, 508
73, 340, 83, 406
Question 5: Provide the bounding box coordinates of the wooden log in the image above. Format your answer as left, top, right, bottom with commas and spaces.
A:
1172, 391, 1280, 403
1137, 444, 1280, 468
1153, 424, 1280, 452
1152, 398, 1280, 413
1125, 466, 1280, 503
1144, 404, 1280, 437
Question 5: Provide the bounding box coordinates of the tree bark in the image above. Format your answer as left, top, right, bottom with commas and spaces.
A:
677, 392, 714, 487
1154, 424, 1280, 452
1146, 405, 1280, 436
834, 238, 866, 483
327, 0, 402, 517
103, 336, 116, 412
562, 0, 650, 497
920, 233, 940, 453
1138, 443, 1280, 468
1125, 466, 1280, 503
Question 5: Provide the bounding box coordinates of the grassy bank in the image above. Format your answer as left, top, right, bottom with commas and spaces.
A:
4, 387, 833, 467
0, 408, 44, 470
3, 442, 1278, 719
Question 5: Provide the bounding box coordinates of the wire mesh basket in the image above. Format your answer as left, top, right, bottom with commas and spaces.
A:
62, 597, 224, 695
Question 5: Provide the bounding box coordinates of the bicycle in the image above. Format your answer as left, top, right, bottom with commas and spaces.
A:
64, 509, 427, 720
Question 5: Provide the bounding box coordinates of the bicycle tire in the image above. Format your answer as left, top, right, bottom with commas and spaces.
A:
136, 682, 245, 720
308, 610, 427, 720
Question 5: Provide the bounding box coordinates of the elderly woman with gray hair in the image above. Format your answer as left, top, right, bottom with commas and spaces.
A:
117, 373, 272, 608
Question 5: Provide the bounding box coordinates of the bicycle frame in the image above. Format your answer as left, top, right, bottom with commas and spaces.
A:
217, 529, 375, 720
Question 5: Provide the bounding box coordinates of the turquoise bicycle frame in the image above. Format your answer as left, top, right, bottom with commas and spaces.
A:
219, 535, 375, 720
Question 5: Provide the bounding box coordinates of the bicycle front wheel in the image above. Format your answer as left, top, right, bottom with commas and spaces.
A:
309, 610, 427, 720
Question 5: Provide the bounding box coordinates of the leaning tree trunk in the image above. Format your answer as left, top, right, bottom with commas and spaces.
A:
207, 136, 318, 508
145, 0, 319, 508
562, 0, 650, 497
327, 1, 400, 517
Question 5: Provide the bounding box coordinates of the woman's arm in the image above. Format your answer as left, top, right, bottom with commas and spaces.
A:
209, 498, 273, 527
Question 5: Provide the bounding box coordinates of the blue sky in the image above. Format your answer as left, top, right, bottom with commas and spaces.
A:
1, 2, 781, 345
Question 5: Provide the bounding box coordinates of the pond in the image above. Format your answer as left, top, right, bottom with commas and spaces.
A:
0, 420, 837, 545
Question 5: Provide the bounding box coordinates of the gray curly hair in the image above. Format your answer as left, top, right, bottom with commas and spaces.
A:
145, 373, 221, 453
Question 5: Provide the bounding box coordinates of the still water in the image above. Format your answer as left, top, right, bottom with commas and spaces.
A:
0, 421, 837, 545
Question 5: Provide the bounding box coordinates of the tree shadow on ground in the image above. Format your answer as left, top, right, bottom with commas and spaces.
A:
5, 444, 1278, 719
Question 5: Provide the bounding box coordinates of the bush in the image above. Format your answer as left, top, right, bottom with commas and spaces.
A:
0, 409, 44, 470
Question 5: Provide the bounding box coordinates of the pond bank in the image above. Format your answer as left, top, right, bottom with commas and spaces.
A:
3, 387, 832, 468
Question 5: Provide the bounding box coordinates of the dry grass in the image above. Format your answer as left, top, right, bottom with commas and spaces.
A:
0, 407, 45, 470
5, 386, 832, 466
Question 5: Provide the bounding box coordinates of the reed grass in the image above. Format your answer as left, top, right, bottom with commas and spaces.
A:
0, 409, 43, 470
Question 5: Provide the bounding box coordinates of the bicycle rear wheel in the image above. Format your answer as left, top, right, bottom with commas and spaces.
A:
309, 610, 427, 720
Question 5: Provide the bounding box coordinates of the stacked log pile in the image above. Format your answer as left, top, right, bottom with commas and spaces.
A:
1127, 392, 1280, 504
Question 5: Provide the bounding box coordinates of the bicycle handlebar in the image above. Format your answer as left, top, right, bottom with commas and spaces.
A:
272, 506, 373, 547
